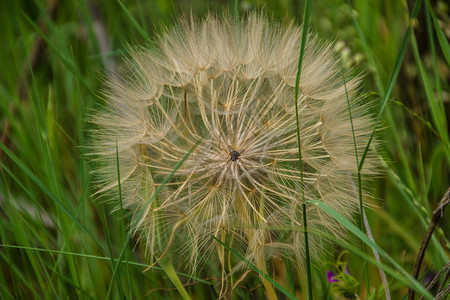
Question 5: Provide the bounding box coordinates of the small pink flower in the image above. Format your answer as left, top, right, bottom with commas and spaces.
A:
327, 270, 338, 283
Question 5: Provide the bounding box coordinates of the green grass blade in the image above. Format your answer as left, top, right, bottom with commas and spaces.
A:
345, 0, 384, 94
424, 0, 443, 108
0, 244, 211, 285
358, 0, 423, 171
98, 202, 125, 299
293, 0, 313, 298
426, 0, 450, 65
116, 0, 150, 40
343, 75, 371, 292
410, 34, 449, 144
17, 7, 96, 97
391, 100, 445, 143
0, 251, 41, 298
45, 265, 95, 300
0, 142, 107, 253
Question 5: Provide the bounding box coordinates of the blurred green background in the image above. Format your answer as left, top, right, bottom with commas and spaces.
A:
0, 0, 449, 299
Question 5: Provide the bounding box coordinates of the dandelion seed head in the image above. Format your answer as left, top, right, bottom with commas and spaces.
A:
89, 12, 379, 277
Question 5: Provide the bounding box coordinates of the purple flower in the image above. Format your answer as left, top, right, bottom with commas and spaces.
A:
327, 270, 338, 283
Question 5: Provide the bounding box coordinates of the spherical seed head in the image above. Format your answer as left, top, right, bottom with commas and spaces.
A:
90, 13, 379, 276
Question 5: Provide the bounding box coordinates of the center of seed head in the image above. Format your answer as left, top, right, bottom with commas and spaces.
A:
229, 149, 240, 162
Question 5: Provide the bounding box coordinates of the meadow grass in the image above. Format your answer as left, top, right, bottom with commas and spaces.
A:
0, 0, 448, 299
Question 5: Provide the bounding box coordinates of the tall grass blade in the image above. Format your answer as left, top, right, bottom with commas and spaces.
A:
17, 8, 95, 97
426, 0, 450, 65
293, 0, 313, 298
116, 0, 150, 40
343, 75, 371, 294
410, 34, 449, 146
0, 142, 107, 253
358, 0, 423, 170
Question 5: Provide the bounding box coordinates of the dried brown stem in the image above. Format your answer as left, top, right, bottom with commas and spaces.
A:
434, 284, 449, 300
437, 267, 449, 296
419, 262, 450, 300
408, 187, 450, 300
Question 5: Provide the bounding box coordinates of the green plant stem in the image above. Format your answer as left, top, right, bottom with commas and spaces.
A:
293, 0, 313, 299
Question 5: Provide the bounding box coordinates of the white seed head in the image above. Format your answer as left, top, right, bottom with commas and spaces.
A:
89, 13, 378, 276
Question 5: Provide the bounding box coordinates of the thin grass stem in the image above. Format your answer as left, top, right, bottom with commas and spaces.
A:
293, 0, 313, 299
